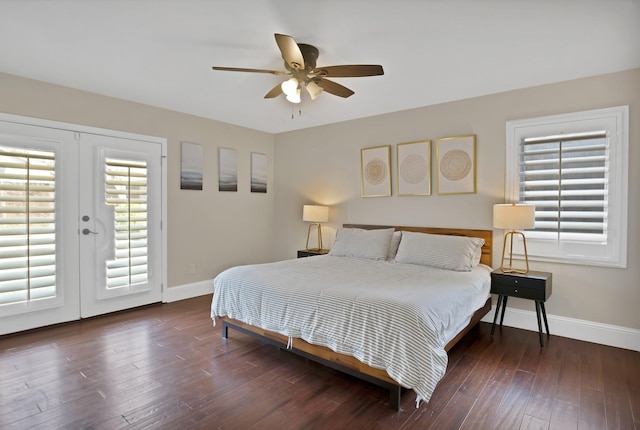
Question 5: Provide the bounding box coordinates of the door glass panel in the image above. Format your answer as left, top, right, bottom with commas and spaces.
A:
104, 158, 148, 290
0, 146, 57, 307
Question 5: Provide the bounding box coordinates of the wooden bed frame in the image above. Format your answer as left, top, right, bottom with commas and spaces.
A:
221, 225, 493, 410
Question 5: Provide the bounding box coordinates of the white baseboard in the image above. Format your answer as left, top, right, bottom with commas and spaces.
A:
481, 304, 640, 352
163, 279, 213, 303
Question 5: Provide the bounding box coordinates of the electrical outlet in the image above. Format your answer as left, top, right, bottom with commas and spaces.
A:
189, 263, 196, 274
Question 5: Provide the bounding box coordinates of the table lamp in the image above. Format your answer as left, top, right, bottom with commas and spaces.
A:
493, 203, 535, 273
303, 205, 329, 251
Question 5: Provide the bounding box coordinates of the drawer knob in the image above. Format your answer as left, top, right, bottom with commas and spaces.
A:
515, 289, 518, 293
514, 280, 519, 284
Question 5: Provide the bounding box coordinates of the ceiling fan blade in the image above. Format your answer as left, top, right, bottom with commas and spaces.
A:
274, 33, 305, 70
264, 84, 283, 99
316, 78, 355, 98
315, 64, 384, 78
212, 66, 287, 75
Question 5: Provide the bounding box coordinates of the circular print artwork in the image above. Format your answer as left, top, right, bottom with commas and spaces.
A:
440, 149, 472, 181
400, 154, 427, 184
364, 158, 387, 185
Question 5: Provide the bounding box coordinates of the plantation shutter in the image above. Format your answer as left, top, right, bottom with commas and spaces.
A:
0, 146, 56, 306
104, 158, 148, 289
519, 131, 608, 242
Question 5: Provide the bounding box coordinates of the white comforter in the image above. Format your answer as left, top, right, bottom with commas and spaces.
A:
210, 255, 491, 404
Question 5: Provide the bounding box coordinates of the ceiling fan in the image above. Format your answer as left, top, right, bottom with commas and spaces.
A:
212, 33, 384, 103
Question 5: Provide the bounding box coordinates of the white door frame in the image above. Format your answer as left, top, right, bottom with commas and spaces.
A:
0, 112, 167, 331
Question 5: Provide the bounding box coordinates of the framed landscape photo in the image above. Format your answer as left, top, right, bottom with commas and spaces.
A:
361, 145, 391, 197
180, 141, 203, 190
436, 135, 476, 195
218, 147, 237, 192
397, 140, 431, 196
251, 152, 267, 193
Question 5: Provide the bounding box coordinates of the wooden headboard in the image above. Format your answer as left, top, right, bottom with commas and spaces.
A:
343, 224, 493, 267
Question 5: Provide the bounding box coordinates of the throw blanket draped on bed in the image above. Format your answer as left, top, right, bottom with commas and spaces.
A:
211, 255, 491, 403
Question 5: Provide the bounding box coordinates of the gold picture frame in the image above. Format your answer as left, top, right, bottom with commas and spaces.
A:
436, 134, 476, 195
361, 145, 391, 197
397, 140, 431, 196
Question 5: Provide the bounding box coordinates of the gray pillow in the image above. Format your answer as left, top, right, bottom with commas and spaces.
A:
329, 228, 395, 260
394, 231, 485, 271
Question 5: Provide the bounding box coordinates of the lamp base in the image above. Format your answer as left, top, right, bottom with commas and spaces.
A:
499, 230, 530, 274
305, 223, 323, 252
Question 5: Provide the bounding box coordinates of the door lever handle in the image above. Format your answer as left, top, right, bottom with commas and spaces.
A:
82, 228, 99, 235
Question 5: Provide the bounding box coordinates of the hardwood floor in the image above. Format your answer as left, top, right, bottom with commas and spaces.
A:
1, 295, 638, 429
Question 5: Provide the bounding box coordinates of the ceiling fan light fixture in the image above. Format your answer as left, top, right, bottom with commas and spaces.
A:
281, 77, 299, 97
306, 81, 323, 100
212, 34, 384, 103
286, 87, 301, 104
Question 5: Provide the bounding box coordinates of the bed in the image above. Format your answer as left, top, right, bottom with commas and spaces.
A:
211, 224, 493, 410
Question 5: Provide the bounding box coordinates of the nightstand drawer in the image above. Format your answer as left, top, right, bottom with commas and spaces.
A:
491, 281, 545, 300
491, 270, 552, 301
297, 249, 329, 258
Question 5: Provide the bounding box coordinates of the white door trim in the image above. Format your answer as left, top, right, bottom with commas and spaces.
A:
0, 112, 168, 313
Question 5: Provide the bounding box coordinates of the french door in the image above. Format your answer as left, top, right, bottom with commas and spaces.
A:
0, 115, 165, 334
78, 133, 162, 317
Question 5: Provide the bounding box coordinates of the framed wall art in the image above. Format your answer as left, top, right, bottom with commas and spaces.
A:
360, 145, 391, 197
218, 147, 237, 192
250, 152, 267, 193
436, 135, 476, 195
180, 141, 203, 190
397, 140, 431, 196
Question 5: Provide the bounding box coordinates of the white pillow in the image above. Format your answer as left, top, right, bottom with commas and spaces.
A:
394, 231, 485, 271
387, 231, 402, 260
329, 228, 395, 260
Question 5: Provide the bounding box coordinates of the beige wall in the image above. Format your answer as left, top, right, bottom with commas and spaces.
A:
1, 68, 637, 331
0, 72, 276, 288
273, 68, 640, 330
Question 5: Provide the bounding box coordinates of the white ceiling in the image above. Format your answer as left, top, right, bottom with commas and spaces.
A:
1, 1, 639, 134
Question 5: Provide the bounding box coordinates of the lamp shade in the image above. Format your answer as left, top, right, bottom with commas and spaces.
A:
493, 204, 535, 230
306, 81, 323, 100
302, 205, 329, 223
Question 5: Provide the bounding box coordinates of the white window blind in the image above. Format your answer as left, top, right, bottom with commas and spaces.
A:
0, 146, 56, 306
520, 131, 608, 242
506, 106, 628, 268
104, 158, 148, 289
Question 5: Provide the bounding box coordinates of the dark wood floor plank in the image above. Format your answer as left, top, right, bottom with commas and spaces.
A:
459, 379, 509, 429
1, 294, 638, 430
549, 399, 578, 430
521, 414, 550, 430
457, 328, 506, 398
554, 339, 582, 404
579, 341, 603, 391
579, 386, 607, 430
601, 345, 636, 430
492, 369, 535, 429
524, 338, 562, 422
488, 329, 528, 385
422, 391, 476, 430
624, 348, 640, 426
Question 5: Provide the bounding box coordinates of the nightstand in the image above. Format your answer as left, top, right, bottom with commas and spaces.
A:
297, 249, 329, 258
490, 269, 552, 347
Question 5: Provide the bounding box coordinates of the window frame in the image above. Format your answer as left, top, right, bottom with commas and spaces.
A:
505, 106, 629, 268
0, 137, 64, 315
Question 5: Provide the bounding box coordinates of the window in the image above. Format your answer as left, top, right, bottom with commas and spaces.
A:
104, 158, 149, 290
505, 106, 628, 268
0, 145, 58, 308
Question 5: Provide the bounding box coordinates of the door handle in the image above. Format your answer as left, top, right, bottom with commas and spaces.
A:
82, 228, 98, 235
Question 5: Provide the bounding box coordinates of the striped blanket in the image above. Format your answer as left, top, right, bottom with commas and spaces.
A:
211, 255, 490, 404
